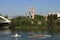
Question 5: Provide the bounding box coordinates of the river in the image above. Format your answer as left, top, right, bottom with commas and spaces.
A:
0, 28, 60, 40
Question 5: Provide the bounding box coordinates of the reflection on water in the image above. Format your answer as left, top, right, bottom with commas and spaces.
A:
0, 28, 60, 40
0, 30, 11, 35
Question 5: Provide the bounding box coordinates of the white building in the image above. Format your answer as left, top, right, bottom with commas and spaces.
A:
57, 13, 60, 17
48, 12, 60, 17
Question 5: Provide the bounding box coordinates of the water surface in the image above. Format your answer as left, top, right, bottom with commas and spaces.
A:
0, 29, 60, 40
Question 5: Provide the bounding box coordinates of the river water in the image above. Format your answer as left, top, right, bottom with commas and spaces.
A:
0, 29, 60, 40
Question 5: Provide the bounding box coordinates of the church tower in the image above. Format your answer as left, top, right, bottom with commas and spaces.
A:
28, 7, 34, 19
32, 7, 34, 19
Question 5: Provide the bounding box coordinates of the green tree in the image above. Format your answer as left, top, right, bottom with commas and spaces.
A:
47, 14, 58, 29
0, 14, 2, 16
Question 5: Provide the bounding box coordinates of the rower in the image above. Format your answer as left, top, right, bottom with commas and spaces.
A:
11, 33, 21, 37
15, 33, 19, 37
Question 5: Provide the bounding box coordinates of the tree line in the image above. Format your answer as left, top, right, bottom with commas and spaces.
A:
0, 14, 60, 30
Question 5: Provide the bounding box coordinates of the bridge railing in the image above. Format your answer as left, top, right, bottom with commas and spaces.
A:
0, 16, 11, 23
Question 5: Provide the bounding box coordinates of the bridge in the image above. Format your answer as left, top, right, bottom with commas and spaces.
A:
0, 16, 11, 27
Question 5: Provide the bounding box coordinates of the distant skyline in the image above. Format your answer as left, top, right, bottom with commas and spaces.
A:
0, 0, 60, 16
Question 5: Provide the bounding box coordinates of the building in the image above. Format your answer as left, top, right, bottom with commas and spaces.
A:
28, 7, 34, 19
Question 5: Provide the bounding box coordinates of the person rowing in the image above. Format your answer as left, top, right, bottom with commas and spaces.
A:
11, 33, 21, 37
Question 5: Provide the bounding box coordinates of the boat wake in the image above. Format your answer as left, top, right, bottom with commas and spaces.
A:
28, 34, 51, 38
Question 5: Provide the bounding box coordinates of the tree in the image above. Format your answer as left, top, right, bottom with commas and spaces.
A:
47, 14, 54, 29
0, 14, 2, 16
47, 14, 58, 29
5, 15, 8, 18
53, 14, 57, 20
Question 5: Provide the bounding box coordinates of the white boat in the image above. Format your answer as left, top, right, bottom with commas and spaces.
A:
11, 33, 21, 37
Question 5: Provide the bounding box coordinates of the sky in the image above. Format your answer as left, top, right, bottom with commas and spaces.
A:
0, 0, 60, 16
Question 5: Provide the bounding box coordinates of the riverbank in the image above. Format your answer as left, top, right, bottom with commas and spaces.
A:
0, 26, 60, 31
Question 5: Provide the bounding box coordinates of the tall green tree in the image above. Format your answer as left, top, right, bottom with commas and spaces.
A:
47, 14, 58, 29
